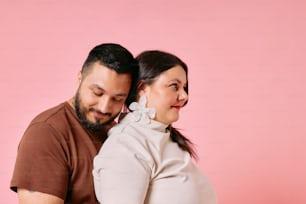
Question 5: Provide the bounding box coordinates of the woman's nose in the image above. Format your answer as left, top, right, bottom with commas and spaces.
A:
178, 89, 188, 102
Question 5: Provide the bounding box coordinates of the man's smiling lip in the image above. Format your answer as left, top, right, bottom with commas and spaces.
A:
94, 112, 106, 119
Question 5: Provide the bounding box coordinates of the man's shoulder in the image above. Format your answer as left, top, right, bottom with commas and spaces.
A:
28, 101, 77, 129
32, 102, 70, 121
22, 101, 81, 143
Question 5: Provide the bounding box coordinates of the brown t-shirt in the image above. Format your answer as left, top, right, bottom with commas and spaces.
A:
10, 102, 107, 203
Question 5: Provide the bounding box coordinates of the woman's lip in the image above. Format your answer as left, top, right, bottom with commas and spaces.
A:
172, 106, 181, 110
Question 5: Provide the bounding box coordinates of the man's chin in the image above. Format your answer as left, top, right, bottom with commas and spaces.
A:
81, 120, 108, 132
82, 115, 118, 132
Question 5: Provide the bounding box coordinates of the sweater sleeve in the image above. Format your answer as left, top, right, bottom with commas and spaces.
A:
93, 133, 152, 204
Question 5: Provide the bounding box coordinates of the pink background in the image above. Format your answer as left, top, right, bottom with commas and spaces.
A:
1, 1, 305, 203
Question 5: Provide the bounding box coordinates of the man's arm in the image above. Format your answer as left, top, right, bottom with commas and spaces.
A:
18, 188, 64, 204
11, 123, 69, 202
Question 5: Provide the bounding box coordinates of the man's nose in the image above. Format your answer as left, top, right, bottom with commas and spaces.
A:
98, 96, 112, 113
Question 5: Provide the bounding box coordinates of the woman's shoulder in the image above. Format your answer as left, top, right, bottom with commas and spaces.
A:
104, 115, 149, 149
108, 113, 146, 137
99, 117, 155, 168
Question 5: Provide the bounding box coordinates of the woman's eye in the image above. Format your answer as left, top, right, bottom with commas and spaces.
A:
170, 84, 178, 90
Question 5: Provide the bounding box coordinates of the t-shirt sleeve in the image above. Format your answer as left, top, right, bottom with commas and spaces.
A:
10, 122, 69, 200
93, 134, 152, 204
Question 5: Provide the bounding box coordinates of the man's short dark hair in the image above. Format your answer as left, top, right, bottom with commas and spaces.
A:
81, 43, 138, 106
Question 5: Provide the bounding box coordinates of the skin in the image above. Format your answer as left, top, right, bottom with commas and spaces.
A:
73, 62, 132, 129
18, 189, 63, 204
17, 62, 132, 204
140, 65, 188, 125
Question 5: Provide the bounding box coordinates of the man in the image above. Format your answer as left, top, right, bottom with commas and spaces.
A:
10, 43, 138, 203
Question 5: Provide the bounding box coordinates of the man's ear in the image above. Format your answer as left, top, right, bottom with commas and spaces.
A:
77, 71, 82, 84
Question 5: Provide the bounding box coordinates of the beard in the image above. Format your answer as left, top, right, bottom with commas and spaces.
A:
74, 92, 119, 132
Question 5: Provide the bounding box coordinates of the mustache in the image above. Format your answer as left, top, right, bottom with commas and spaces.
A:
89, 108, 112, 117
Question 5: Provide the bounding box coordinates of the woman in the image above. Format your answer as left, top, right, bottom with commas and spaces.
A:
93, 50, 217, 204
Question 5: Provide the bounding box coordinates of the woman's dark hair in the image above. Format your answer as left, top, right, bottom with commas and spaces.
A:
135, 50, 197, 159
81, 43, 138, 107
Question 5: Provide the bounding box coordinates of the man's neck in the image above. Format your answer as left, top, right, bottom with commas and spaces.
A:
67, 97, 75, 110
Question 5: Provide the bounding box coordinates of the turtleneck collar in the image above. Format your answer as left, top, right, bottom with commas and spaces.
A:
121, 112, 169, 133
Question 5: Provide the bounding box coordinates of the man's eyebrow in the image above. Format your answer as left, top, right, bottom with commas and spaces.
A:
90, 84, 104, 90
91, 84, 128, 97
90, 84, 105, 91
113, 93, 128, 97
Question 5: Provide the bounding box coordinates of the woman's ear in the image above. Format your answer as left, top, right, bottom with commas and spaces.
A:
137, 80, 144, 90
139, 89, 145, 96
137, 80, 146, 95
136, 81, 150, 100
